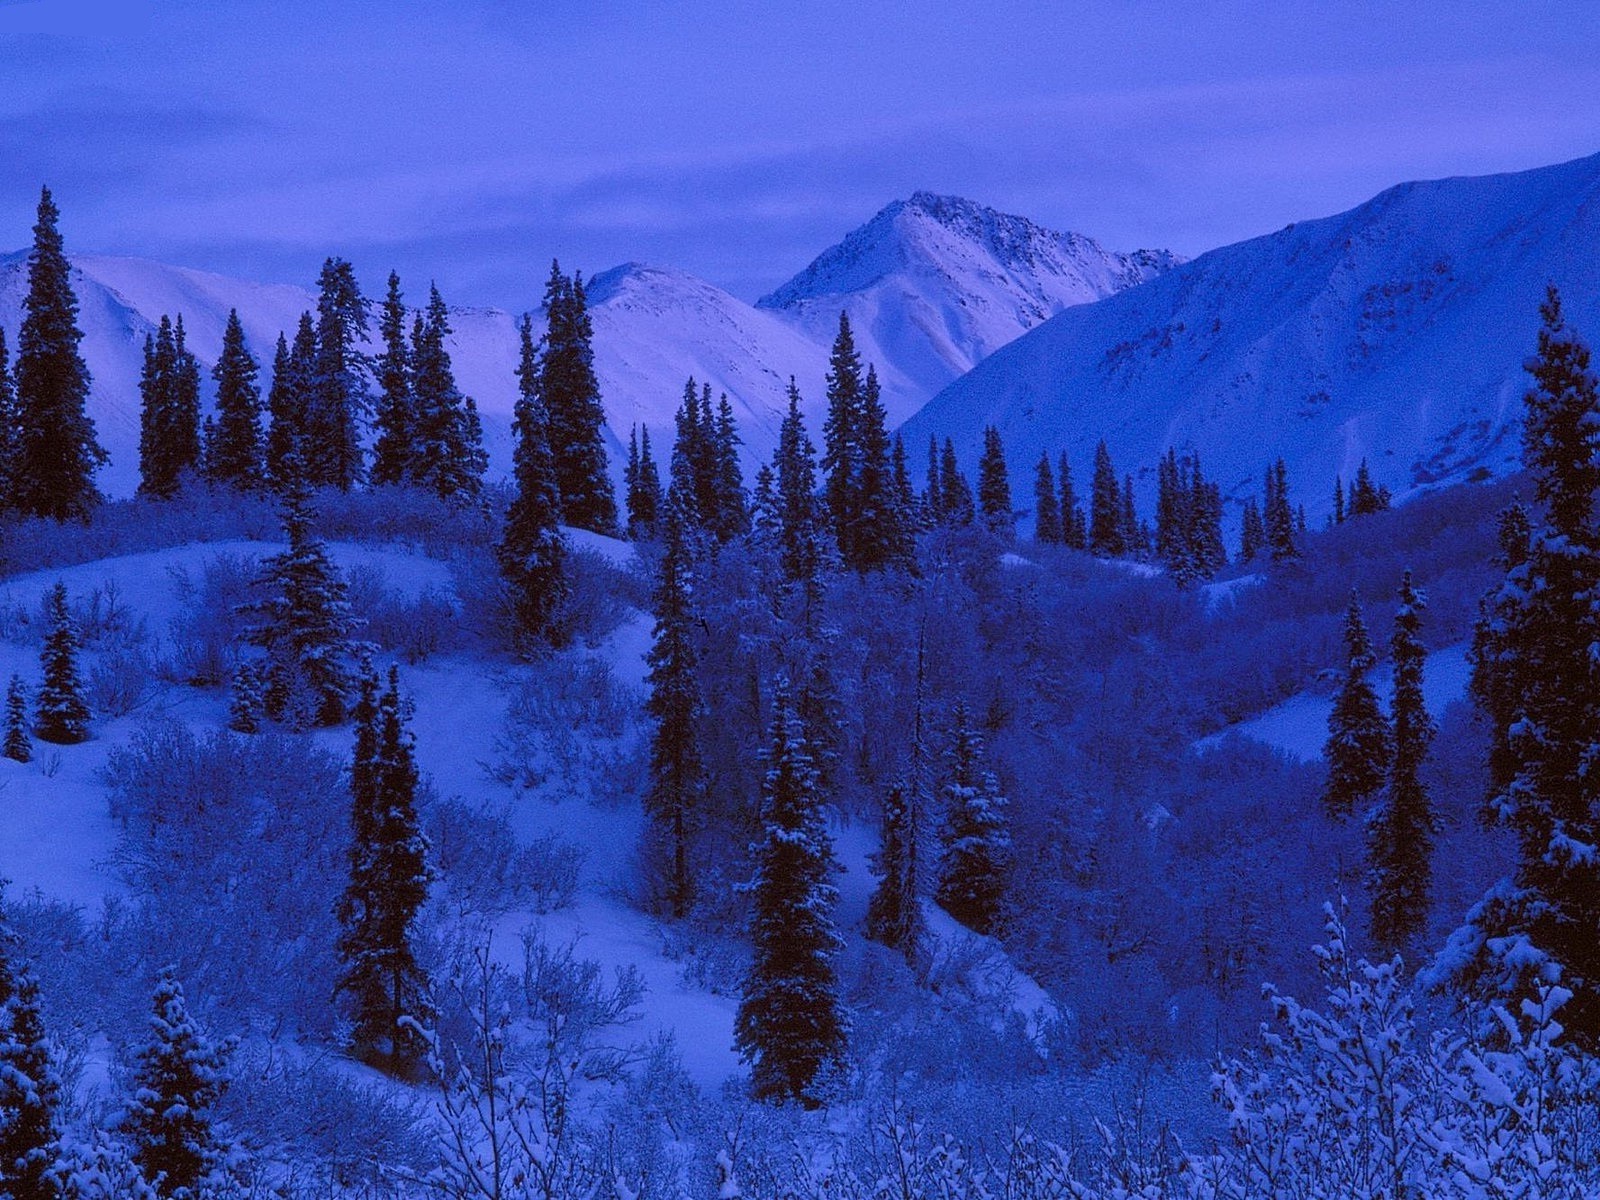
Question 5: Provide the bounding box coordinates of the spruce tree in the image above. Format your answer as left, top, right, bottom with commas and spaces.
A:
976, 426, 1013, 537
123, 968, 234, 1200
710, 394, 749, 542
734, 680, 846, 1106
1368, 571, 1434, 951
35, 582, 88, 745
938, 438, 974, 527
408, 284, 485, 501
226, 659, 266, 735
1239, 497, 1265, 563
923, 435, 943, 523
308, 258, 370, 490
1121, 473, 1144, 556
1033, 452, 1061, 543
821, 312, 865, 551
336, 665, 433, 1077
1089, 441, 1123, 556
846, 366, 909, 570
0, 328, 17, 512
1348, 459, 1390, 517
1333, 475, 1346, 525
370, 272, 414, 488
540, 263, 616, 534
267, 316, 318, 491
774, 381, 824, 606
891, 433, 917, 536
865, 777, 924, 963
0, 965, 62, 1199
242, 476, 358, 727
137, 315, 202, 498
624, 426, 664, 540
643, 499, 705, 919
206, 309, 264, 491
498, 315, 569, 649
934, 704, 1011, 936
1058, 451, 1086, 549
1322, 592, 1390, 820
13, 187, 105, 520
1264, 459, 1298, 561
4, 675, 31, 763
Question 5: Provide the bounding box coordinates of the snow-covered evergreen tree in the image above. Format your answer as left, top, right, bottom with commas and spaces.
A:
821, 311, 865, 550
266, 315, 318, 492
1322, 591, 1390, 820
539, 262, 617, 534
35, 582, 89, 745
407, 284, 486, 502
735, 679, 846, 1106
336, 665, 432, 1077
865, 777, 924, 963
204, 309, 264, 491
0, 965, 62, 1200
710, 393, 749, 542
307, 257, 370, 490
13, 187, 105, 521
122, 968, 235, 1200
1088, 441, 1122, 556
497, 314, 569, 649
0, 329, 17, 512
1057, 451, 1086, 549
4, 675, 31, 764
846, 365, 910, 571
1239, 496, 1266, 563
225, 659, 265, 735
1264, 458, 1298, 561
937, 438, 974, 527
773, 381, 825, 618
1032, 452, 1061, 543
1368, 571, 1435, 952
976, 425, 1012, 537
934, 704, 1011, 936
624, 425, 663, 540
1348, 458, 1391, 517
369, 271, 414, 488
137, 314, 203, 499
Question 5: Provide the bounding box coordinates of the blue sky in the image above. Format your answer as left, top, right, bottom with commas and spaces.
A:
2, 1, 1598, 307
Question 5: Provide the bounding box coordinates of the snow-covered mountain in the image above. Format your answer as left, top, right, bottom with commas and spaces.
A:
0, 195, 1172, 496
759, 191, 1179, 424
905, 153, 1600, 522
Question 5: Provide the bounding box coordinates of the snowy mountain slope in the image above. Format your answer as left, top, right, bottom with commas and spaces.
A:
905, 152, 1600, 521
760, 191, 1179, 425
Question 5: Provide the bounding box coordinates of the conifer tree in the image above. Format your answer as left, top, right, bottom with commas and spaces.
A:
865, 777, 924, 962
1368, 571, 1435, 951
267, 316, 319, 491
1058, 452, 1086, 549
226, 659, 266, 735
735, 680, 845, 1106
243, 475, 358, 726
1089, 441, 1123, 556
1348, 459, 1390, 517
137, 315, 202, 498
1333, 475, 1346, 525
408, 284, 486, 501
13, 187, 105, 520
1458, 288, 1600, 1044
1033, 452, 1061, 543
821, 312, 865, 547
938, 438, 974, 527
0, 329, 17, 511
1264, 459, 1298, 561
336, 665, 433, 1077
643, 499, 705, 919
710, 394, 749, 541
370, 272, 414, 488
0, 965, 62, 1199
123, 968, 234, 1200
1239, 497, 1265, 563
891, 433, 916, 536
924, 435, 943, 523
934, 704, 1011, 936
976, 426, 1013, 536
846, 365, 909, 570
4, 675, 31, 764
624, 426, 663, 540
540, 263, 616, 534
774, 381, 824, 604
1322, 592, 1389, 820
206, 309, 264, 491
308, 258, 370, 490
1121, 473, 1145, 556
35, 582, 88, 745
498, 315, 569, 649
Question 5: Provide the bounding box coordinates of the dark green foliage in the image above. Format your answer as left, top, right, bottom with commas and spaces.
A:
137, 315, 203, 498
1089, 440, 1122, 556
934, 704, 1011, 937
820, 317, 908, 569
498, 315, 569, 649
624, 425, 663, 540
643, 500, 704, 919
1368, 572, 1434, 951
35, 582, 88, 745
370, 272, 414, 488
0, 966, 61, 1199
1264, 458, 1298, 561
308, 258, 370, 490
12, 187, 105, 520
1033, 452, 1061, 543
408, 284, 486, 501
735, 680, 845, 1106
3, 675, 30, 764
242, 480, 358, 727
336, 665, 433, 1077
123, 968, 234, 1199
1321, 592, 1389, 820
540, 263, 617, 534
976, 426, 1012, 536
205, 309, 265, 491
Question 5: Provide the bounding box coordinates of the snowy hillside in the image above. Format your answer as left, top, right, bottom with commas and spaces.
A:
760, 191, 1179, 424
905, 152, 1600, 519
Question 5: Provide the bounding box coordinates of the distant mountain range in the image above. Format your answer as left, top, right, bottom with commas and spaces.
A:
0, 195, 1168, 496
906, 152, 1600, 526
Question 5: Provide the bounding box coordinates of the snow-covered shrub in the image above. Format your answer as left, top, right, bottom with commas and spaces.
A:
551, 546, 645, 649
164, 552, 262, 686
362, 584, 460, 663
425, 798, 582, 917
491, 656, 640, 799
87, 638, 159, 716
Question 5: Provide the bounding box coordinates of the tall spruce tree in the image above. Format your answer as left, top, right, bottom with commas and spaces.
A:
938, 438, 974, 527
846, 366, 909, 570
624, 426, 663, 540
821, 312, 865, 549
735, 680, 846, 1106
137, 315, 202, 498
336, 664, 433, 1077
498, 315, 569, 649
643, 499, 705, 918
1368, 572, 1435, 951
370, 272, 414, 487
123, 968, 234, 1200
242, 475, 358, 727
1033, 452, 1062, 543
408, 284, 485, 501
4, 675, 30, 764
0, 329, 17, 511
0, 965, 62, 1199
307, 258, 370, 490
1458, 288, 1600, 1045
1322, 592, 1390, 820
1089, 441, 1123, 556
709, 394, 749, 542
976, 426, 1013, 537
924, 435, 943, 523
206, 309, 265, 490
1239, 497, 1266, 563
865, 777, 924, 963
1058, 451, 1086, 549
934, 704, 1011, 936
1264, 458, 1298, 561
1348, 459, 1391, 517
13, 187, 105, 520
35, 582, 88, 745
540, 263, 616, 534
774, 381, 825, 608
267, 316, 319, 491
891, 433, 916, 536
